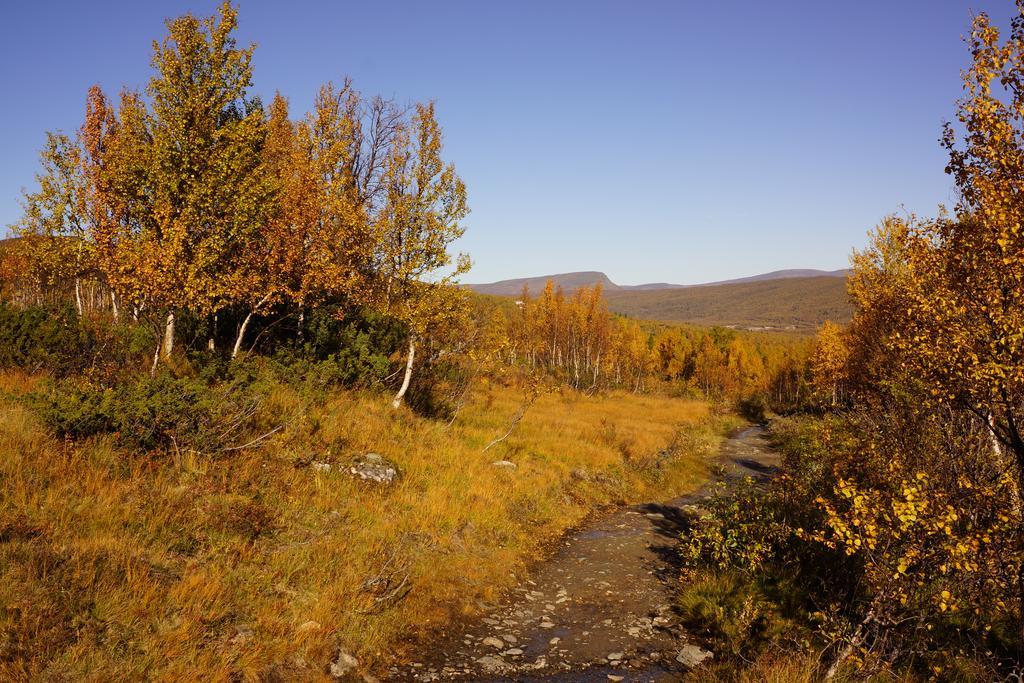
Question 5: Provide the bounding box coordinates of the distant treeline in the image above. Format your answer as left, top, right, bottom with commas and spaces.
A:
480, 280, 832, 411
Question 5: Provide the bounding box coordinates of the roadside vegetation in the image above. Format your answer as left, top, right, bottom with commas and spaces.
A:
675, 6, 1024, 680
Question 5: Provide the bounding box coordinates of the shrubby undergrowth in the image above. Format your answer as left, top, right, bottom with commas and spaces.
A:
29, 373, 271, 452
0, 296, 469, 453
0, 302, 93, 376
680, 413, 1019, 680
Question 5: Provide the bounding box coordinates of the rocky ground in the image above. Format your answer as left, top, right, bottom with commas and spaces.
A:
390, 426, 779, 682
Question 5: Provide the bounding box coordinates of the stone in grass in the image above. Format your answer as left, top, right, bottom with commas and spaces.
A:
329, 649, 359, 678
570, 468, 591, 481
482, 636, 505, 649
476, 655, 506, 673
491, 460, 517, 469
676, 644, 714, 667
349, 453, 399, 485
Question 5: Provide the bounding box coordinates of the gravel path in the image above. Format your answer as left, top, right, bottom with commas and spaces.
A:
392, 425, 779, 682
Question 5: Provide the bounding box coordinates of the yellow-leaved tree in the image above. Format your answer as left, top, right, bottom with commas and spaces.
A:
811, 5, 1024, 655
228, 85, 368, 359
811, 320, 849, 406
919, 9, 1024, 467
14, 132, 94, 315
84, 2, 272, 363
371, 102, 470, 408
147, 2, 271, 359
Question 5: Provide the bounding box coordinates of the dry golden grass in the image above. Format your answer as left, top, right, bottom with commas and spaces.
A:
0, 372, 733, 681
685, 653, 821, 683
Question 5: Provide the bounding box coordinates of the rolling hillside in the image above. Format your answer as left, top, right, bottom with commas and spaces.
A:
466, 271, 620, 296
695, 268, 848, 287
467, 269, 851, 330
605, 276, 851, 330
466, 268, 847, 296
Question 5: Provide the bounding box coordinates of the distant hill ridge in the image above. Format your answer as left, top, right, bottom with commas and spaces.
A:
466, 269, 851, 331
466, 268, 848, 297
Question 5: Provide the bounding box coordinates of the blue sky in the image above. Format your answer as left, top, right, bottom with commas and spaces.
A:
0, 1, 1011, 284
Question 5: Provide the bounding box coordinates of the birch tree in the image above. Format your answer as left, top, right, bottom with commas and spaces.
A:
145, 1, 269, 360
811, 320, 849, 406
372, 103, 470, 408
15, 133, 95, 315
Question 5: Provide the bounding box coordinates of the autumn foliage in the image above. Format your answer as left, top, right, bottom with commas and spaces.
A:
674, 5, 1024, 677
9, 3, 468, 407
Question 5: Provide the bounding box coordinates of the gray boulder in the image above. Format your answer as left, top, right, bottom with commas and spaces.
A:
676, 644, 714, 667
329, 649, 359, 678
349, 453, 399, 485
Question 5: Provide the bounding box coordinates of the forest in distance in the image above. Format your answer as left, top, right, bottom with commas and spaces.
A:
1, 1, 1024, 682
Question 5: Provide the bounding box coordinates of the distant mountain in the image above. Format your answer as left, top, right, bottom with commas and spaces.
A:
694, 268, 849, 287
467, 271, 621, 297
466, 269, 851, 330
466, 268, 848, 296
605, 277, 851, 330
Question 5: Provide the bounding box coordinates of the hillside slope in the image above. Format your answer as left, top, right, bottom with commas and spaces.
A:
467, 271, 619, 296
467, 268, 847, 296
605, 276, 851, 330
698, 268, 848, 287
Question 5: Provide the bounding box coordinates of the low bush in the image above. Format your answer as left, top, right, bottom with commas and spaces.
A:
0, 302, 93, 375
677, 571, 810, 663
28, 371, 281, 453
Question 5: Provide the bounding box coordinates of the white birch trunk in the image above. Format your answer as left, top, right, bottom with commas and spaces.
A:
232, 295, 270, 359
232, 312, 255, 359
161, 311, 175, 360
391, 337, 416, 409
988, 412, 1004, 457
150, 333, 162, 377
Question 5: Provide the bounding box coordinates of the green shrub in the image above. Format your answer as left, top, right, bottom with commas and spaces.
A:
212, 306, 408, 394
680, 479, 794, 574
303, 307, 404, 370
0, 303, 93, 375
677, 571, 803, 660
28, 372, 276, 452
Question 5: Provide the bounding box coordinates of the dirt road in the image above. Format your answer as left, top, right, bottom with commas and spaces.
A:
393, 425, 779, 682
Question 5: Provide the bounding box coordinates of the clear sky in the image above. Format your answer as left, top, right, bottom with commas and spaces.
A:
0, 1, 1011, 285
